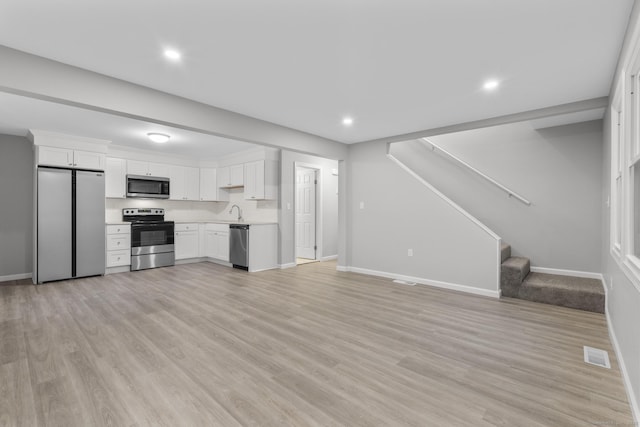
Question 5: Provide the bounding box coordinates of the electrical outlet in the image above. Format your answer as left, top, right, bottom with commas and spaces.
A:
359, 201, 365, 209
408, 249, 413, 257
287, 202, 291, 210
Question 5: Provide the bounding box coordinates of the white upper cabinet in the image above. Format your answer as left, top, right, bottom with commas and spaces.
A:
185, 167, 200, 200
169, 165, 200, 201
105, 157, 126, 198
127, 160, 170, 178
148, 162, 170, 178
169, 165, 185, 200
199, 168, 229, 201
37, 146, 73, 167
74, 150, 106, 170
244, 160, 278, 200
218, 164, 244, 188
37, 146, 105, 171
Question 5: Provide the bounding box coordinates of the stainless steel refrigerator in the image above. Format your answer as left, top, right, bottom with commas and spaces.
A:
36, 167, 105, 283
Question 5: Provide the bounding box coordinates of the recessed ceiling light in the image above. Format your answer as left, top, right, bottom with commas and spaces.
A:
483, 79, 500, 91
342, 117, 354, 126
164, 49, 181, 61
147, 133, 170, 143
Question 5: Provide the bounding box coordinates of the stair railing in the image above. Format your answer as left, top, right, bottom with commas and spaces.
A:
421, 138, 532, 206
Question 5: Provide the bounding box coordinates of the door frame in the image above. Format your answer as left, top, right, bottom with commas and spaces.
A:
294, 162, 322, 262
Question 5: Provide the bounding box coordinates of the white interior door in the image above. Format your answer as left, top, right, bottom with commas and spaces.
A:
296, 167, 316, 260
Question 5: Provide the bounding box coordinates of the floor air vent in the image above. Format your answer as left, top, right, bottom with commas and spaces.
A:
393, 279, 416, 286
583, 346, 611, 369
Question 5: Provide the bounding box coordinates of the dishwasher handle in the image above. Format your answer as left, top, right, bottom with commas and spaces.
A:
230, 224, 250, 230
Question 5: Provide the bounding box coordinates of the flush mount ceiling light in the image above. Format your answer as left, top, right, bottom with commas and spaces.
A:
342, 117, 354, 126
163, 49, 181, 61
147, 133, 170, 143
483, 79, 500, 91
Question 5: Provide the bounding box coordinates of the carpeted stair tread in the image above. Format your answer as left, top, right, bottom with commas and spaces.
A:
501, 256, 530, 274
500, 242, 511, 263
519, 272, 604, 313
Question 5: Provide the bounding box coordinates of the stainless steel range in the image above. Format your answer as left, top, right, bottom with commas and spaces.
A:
123, 208, 175, 271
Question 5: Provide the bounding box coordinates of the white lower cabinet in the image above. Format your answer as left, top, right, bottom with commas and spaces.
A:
107, 250, 130, 267
105, 224, 131, 268
204, 224, 229, 262
175, 223, 200, 260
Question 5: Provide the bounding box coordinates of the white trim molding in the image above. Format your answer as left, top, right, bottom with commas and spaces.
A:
0, 272, 32, 283
105, 266, 130, 275
339, 266, 501, 299
602, 278, 640, 424
336, 265, 349, 272
320, 255, 338, 262
279, 263, 297, 270
529, 266, 603, 280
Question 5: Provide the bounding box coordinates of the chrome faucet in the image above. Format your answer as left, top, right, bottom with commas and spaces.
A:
229, 204, 243, 221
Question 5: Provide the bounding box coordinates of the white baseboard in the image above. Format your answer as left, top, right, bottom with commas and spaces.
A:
530, 266, 602, 280
320, 255, 338, 262
175, 258, 207, 265
105, 266, 130, 275
279, 263, 297, 270
0, 272, 32, 283
206, 258, 232, 268
603, 277, 640, 424
340, 266, 500, 299
336, 265, 349, 272
249, 266, 278, 273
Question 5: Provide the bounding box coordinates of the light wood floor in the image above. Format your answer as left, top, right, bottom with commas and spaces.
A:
0, 261, 633, 426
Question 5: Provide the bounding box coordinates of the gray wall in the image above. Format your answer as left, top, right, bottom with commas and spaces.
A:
347, 140, 499, 293
0, 134, 33, 277
280, 150, 339, 265
392, 120, 603, 273
602, 108, 640, 422
602, 0, 640, 419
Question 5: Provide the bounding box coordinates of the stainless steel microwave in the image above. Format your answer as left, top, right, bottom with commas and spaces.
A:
126, 175, 170, 199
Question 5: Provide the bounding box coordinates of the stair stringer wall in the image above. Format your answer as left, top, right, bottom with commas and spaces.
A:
345, 140, 500, 296
389, 119, 603, 274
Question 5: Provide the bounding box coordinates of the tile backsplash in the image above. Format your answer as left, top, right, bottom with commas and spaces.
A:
106, 188, 277, 223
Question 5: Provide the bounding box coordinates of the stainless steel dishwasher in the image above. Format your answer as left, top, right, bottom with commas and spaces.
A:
229, 224, 249, 270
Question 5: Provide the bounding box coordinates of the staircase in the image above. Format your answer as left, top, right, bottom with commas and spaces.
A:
500, 243, 604, 313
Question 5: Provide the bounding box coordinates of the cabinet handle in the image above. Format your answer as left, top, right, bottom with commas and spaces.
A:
251, 196, 256, 199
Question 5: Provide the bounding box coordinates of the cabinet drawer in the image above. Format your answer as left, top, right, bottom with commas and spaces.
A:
106, 224, 130, 235
107, 234, 130, 251
175, 223, 198, 232
107, 250, 131, 267
205, 223, 230, 232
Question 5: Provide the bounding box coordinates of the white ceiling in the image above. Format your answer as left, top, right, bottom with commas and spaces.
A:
0, 0, 634, 146
0, 92, 258, 158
